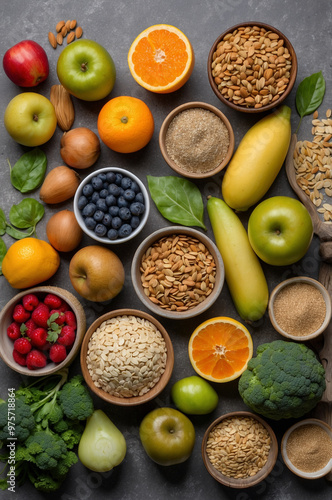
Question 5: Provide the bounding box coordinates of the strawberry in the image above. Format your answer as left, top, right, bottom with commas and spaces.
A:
57, 325, 76, 347
13, 337, 31, 355
59, 301, 70, 313
26, 350, 47, 370
49, 344, 67, 363
49, 309, 66, 326
64, 310, 77, 329
31, 303, 50, 328
30, 328, 48, 348
22, 293, 39, 311
13, 349, 27, 366
44, 293, 63, 309
12, 304, 30, 323
23, 318, 38, 338
7, 322, 21, 341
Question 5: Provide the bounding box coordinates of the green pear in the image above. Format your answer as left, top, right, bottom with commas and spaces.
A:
78, 409, 126, 472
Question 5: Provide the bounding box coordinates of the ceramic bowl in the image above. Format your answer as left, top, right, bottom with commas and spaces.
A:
268, 276, 332, 341
131, 226, 225, 320
80, 308, 174, 406
281, 418, 332, 479
207, 22, 297, 113
202, 411, 278, 488
73, 166, 150, 244
159, 101, 234, 178
0, 286, 86, 377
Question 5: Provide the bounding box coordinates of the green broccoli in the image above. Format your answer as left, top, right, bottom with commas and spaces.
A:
27, 464, 64, 493
58, 375, 94, 420
23, 430, 67, 470
238, 340, 326, 420
0, 398, 35, 442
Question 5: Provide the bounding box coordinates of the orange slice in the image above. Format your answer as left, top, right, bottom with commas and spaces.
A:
128, 24, 195, 93
188, 317, 253, 383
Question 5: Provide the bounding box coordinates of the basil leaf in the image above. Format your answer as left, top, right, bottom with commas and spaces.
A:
0, 209, 7, 236
0, 238, 7, 275
9, 198, 45, 230
147, 175, 206, 230
9, 148, 47, 193
295, 71, 326, 131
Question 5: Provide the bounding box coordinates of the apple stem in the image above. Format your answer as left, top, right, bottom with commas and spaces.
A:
81, 62, 88, 72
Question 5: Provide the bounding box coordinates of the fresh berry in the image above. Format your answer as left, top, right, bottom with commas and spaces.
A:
13, 337, 31, 355
22, 294, 39, 311
13, 349, 27, 366
64, 311, 77, 328
7, 322, 21, 341
50, 310, 66, 326
49, 344, 67, 363
57, 325, 76, 347
12, 304, 30, 323
23, 318, 38, 338
58, 301, 70, 313
26, 350, 47, 370
31, 303, 50, 328
30, 328, 48, 348
44, 293, 63, 309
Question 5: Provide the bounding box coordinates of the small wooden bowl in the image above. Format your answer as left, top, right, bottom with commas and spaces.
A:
159, 101, 234, 178
80, 308, 174, 406
202, 411, 278, 488
207, 22, 297, 113
0, 286, 86, 377
281, 418, 332, 479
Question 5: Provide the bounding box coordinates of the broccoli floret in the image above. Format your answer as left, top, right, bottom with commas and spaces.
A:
0, 399, 35, 442
24, 430, 67, 470
61, 423, 84, 449
238, 340, 326, 420
58, 376, 94, 421
28, 464, 63, 493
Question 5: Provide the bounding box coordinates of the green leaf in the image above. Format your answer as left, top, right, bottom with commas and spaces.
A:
5, 225, 34, 240
9, 199, 45, 230
0, 209, 7, 236
9, 149, 47, 193
0, 238, 7, 275
295, 71, 326, 131
147, 175, 206, 230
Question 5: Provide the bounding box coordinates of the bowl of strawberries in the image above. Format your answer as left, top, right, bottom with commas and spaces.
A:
0, 286, 86, 376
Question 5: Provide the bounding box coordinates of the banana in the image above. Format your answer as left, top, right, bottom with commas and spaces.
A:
207, 196, 269, 322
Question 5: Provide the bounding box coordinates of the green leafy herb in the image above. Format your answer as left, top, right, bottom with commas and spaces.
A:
0, 239, 7, 275
147, 175, 206, 230
46, 313, 62, 343
9, 148, 47, 193
0, 199, 45, 240
295, 71, 326, 132
0, 210, 6, 236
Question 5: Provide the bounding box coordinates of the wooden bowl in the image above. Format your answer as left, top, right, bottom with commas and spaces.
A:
202, 411, 278, 488
131, 226, 225, 320
159, 101, 234, 178
207, 22, 297, 113
0, 286, 86, 377
80, 308, 174, 406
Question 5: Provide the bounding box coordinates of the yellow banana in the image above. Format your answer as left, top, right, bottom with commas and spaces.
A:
222, 105, 291, 211
207, 196, 269, 322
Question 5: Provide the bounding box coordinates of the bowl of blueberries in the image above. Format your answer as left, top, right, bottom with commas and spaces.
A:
73, 167, 150, 243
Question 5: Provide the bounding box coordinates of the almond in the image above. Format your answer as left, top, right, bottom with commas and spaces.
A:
56, 33, 63, 45
70, 19, 77, 30
48, 32, 57, 49
61, 26, 68, 37
75, 26, 83, 39
67, 32, 76, 44
65, 19, 71, 30
50, 85, 75, 131
56, 20, 65, 32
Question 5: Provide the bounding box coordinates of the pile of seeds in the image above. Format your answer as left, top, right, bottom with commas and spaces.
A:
48, 20, 83, 48
206, 416, 271, 479
211, 25, 292, 109
86, 315, 167, 398
293, 108, 332, 222
140, 234, 217, 312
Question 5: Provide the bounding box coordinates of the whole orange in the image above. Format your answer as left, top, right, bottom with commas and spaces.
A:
2, 238, 60, 289
97, 96, 154, 153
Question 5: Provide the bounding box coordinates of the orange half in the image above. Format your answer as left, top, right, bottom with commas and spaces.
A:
128, 24, 195, 93
188, 317, 253, 383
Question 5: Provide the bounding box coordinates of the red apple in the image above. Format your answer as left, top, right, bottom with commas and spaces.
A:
3, 40, 49, 87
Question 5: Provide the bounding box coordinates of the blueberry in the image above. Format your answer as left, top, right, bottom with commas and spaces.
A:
99, 189, 109, 199
107, 228, 118, 240
94, 224, 107, 237
97, 173, 107, 182
82, 203, 96, 217
115, 173, 123, 185
90, 191, 99, 204
109, 205, 119, 217
130, 202, 145, 216
108, 183, 121, 196
131, 181, 140, 193
119, 207, 131, 220
96, 198, 108, 212
85, 217, 97, 230
106, 194, 117, 207
118, 224, 133, 238
124, 189, 136, 201
93, 210, 105, 222
130, 216, 140, 229
91, 176, 104, 190
135, 192, 144, 204
106, 172, 116, 183
77, 195, 88, 210
121, 176, 132, 190
117, 196, 129, 208
111, 217, 122, 229
102, 213, 112, 227
82, 183, 94, 197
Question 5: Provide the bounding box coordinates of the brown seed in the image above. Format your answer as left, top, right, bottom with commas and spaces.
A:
75, 26, 83, 39
56, 20, 65, 32
56, 33, 63, 45
70, 19, 77, 30
61, 26, 68, 37
67, 32, 76, 44
65, 19, 71, 30
48, 32, 57, 49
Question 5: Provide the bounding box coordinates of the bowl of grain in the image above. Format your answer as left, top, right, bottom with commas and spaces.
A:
207, 22, 297, 113
159, 101, 234, 178
131, 226, 225, 320
202, 411, 278, 488
80, 308, 174, 406
281, 418, 332, 479
268, 276, 332, 341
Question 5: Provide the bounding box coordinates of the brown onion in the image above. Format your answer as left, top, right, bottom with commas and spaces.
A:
40, 166, 80, 204
60, 127, 101, 169
46, 210, 83, 252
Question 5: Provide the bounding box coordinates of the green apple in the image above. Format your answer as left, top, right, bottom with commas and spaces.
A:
139, 407, 195, 466
4, 92, 57, 147
171, 376, 219, 415
57, 39, 116, 101
248, 196, 313, 266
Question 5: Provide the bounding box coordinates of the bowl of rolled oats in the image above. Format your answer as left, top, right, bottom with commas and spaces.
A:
80, 309, 174, 406
207, 22, 297, 113
202, 411, 278, 488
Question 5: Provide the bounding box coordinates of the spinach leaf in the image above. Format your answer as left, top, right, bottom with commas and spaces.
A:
295, 71, 326, 132
0, 238, 7, 275
9, 148, 47, 193
0, 209, 7, 236
6, 225, 35, 240
9, 199, 45, 235
147, 175, 206, 230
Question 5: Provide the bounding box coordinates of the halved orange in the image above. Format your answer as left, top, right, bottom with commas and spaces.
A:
128, 24, 195, 93
188, 317, 253, 383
